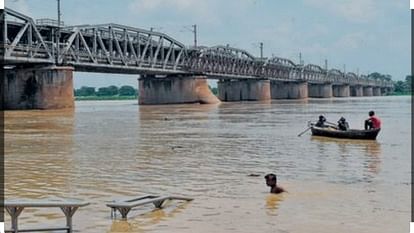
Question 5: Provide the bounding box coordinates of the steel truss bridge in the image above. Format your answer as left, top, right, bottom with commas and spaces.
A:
0, 8, 392, 88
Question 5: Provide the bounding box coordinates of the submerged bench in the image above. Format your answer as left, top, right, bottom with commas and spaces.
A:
4, 200, 89, 233
107, 195, 193, 219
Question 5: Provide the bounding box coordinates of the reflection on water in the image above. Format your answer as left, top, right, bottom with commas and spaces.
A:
5, 109, 75, 199
265, 194, 283, 216
311, 136, 382, 177
109, 202, 190, 233
4, 97, 411, 233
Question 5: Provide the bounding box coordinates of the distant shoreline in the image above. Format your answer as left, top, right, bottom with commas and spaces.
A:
75, 96, 137, 101
74, 94, 411, 101
387, 92, 412, 96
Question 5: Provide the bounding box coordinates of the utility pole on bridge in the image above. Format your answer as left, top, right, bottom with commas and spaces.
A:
183, 24, 197, 48
192, 24, 197, 48
56, 0, 61, 64
259, 42, 263, 59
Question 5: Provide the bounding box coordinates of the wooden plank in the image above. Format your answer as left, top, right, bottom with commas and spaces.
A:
107, 196, 192, 208
5, 200, 89, 208
117, 195, 158, 203
7, 227, 70, 232
168, 196, 194, 201
107, 196, 168, 208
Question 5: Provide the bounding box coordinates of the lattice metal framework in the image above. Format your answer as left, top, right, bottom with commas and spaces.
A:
1, 8, 54, 63
0, 8, 393, 88
59, 23, 188, 74
187, 45, 264, 78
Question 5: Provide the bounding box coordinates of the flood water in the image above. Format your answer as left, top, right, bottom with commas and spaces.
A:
5, 96, 411, 233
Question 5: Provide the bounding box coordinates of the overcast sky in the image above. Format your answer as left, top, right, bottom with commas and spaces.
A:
5, 0, 410, 88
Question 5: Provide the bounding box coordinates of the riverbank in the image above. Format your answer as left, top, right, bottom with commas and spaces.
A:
387, 92, 412, 96
75, 96, 137, 101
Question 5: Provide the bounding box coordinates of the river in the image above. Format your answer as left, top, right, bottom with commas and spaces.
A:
4, 96, 411, 233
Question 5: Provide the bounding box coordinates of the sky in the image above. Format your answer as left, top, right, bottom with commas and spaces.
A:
5, 0, 410, 88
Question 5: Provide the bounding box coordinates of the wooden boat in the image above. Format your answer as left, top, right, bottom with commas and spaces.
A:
310, 126, 380, 140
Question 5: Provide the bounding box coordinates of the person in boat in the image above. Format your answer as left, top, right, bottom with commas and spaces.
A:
315, 115, 327, 127
364, 111, 381, 130
264, 173, 286, 194
337, 117, 349, 131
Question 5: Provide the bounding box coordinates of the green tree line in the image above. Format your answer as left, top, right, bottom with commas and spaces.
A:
74, 85, 138, 97
369, 72, 411, 95
75, 85, 220, 97
393, 75, 412, 94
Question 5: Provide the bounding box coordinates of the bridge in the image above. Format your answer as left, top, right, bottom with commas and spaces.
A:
0, 8, 393, 109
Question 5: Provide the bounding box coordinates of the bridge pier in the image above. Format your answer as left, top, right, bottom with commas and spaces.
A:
332, 84, 350, 97
350, 85, 363, 97
307, 83, 332, 98
270, 80, 307, 99
2, 66, 74, 110
372, 87, 382, 96
363, 86, 373, 96
138, 75, 220, 105
217, 79, 271, 101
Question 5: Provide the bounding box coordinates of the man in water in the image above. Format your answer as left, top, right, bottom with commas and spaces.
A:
364, 111, 381, 130
315, 115, 327, 127
337, 117, 349, 131
264, 173, 286, 194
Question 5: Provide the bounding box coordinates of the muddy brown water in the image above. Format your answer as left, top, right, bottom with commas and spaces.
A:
5, 96, 411, 233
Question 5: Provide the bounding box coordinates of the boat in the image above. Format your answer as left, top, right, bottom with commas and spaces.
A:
310, 125, 380, 140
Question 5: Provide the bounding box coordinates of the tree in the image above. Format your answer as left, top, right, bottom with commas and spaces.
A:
96, 87, 111, 96
369, 72, 382, 80
75, 86, 95, 96
405, 75, 412, 93
119, 85, 137, 96
393, 81, 406, 93
107, 85, 119, 96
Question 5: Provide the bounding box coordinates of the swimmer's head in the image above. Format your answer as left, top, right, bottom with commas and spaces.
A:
264, 173, 277, 187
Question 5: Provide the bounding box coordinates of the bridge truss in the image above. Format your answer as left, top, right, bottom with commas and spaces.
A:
0, 8, 392, 88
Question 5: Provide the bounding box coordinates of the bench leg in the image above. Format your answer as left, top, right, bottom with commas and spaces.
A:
153, 200, 166, 209
6, 207, 24, 233
117, 208, 131, 220
60, 206, 78, 233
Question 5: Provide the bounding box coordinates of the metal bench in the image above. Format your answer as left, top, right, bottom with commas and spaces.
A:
4, 200, 89, 233
107, 195, 193, 219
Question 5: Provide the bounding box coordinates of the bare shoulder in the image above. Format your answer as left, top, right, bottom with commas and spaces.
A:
272, 186, 286, 194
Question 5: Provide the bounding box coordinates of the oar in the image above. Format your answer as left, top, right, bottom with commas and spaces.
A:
297, 127, 311, 137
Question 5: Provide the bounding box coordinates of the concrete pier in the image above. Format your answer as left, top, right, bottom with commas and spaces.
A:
138, 76, 220, 105
308, 83, 332, 98
2, 66, 74, 110
217, 79, 271, 101
363, 86, 373, 96
332, 84, 350, 97
373, 87, 382, 96
270, 80, 307, 99
350, 85, 363, 97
